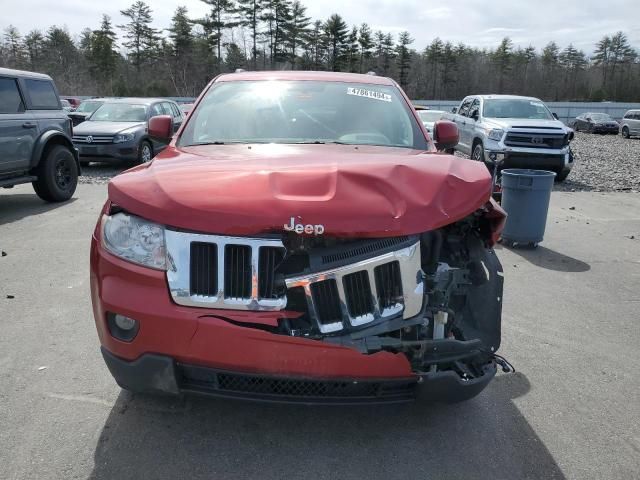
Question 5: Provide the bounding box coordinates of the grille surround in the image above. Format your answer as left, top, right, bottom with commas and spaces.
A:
72, 135, 114, 144
285, 241, 424, 333
165, 231, 286, 311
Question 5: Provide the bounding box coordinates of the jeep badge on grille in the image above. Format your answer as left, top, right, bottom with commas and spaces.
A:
284, 217, 325, 235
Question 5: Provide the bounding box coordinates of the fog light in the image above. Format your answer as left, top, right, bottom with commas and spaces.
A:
115, 314, 136, 330
489, 152, 497, 161
107, 312, 139, 342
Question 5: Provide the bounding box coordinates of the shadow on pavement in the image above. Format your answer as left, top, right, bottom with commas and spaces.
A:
0, 193, 77, 226
504, 245, 591, 273
89, 372, 566, 480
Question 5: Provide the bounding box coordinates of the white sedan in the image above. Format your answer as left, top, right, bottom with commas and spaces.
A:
417, 109, 446, 136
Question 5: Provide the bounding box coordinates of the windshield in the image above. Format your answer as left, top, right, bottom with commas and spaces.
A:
178, 80, 426, 149
90, 103, 148, 122
483, 99, 553, 120
418, 110, 444, 123
589, 113, 612, 121
76, 101, 103, 114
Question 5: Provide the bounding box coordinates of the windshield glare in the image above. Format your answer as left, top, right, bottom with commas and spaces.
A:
90, 103, 148, 122
589, 113, 612, 121
178, 80, 425, 149
483, 99, 553, 120
418, 111, 444, 123
77, 101, 103, 114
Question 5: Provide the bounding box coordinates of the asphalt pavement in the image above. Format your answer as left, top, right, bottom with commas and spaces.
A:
1, 183, 639, 480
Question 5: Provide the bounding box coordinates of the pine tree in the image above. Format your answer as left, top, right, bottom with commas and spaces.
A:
167, 7, 196, 95
118, 1, 160, 73
3, 26, 25, 68
492, 37, 513, 92
323, 14, 348, 71
24, 30, 44, 70
284, 0, 310, 68
198, 0, 236, 64
381, 33, 394, 75
357, 23, 373, 73
425, 38, 444, 98
88, 15, 119, 94
395, 31, 413, 89
236, 0, 263, 69
346, 26, 359, 73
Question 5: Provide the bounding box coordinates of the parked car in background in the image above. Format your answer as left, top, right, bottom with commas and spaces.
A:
60, 98, 74, 113
573, 112, 619, 134
0, 67, 79, 201
620, 110, 640, 139
444, 94, 574, 182
90, 71, 508, 405
72, 98, 183, 165
68, 98, 106, 126
179, 103, 194, 116
61, 97, 81, 109
416, 109, 446, 136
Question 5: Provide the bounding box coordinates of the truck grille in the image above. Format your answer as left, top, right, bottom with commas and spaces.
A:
286, 241, 424, 333
72, 135, 113, 144
166, 231, 424, 330
189, 242, 217, 296
504, 133, 567, 149
165, 231, 287, 310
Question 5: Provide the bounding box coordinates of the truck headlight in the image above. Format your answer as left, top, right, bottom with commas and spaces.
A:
113, 132, 135, 143
102, 213, 166, 270
487, 129, 504, 141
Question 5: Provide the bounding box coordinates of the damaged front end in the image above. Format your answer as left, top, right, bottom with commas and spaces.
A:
165, 201, 508, 402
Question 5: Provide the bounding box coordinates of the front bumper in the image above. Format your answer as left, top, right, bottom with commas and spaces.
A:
101, 347, 496, 405
592, 125, 619, 133
91, 234, 497, 404
76, 141, 139, 161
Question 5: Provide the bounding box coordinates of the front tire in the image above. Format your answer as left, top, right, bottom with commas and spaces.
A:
32, 145, 78, 202
622, 127, 630, 139
138, 141, 153, 164
472, 143, 484, 162
555, 170, 570, 182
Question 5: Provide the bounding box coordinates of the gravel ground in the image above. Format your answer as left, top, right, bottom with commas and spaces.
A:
79, 132, 640, 192
558, 132, 640, 192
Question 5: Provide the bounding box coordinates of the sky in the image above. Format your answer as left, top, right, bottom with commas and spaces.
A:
2, 0, 640, 54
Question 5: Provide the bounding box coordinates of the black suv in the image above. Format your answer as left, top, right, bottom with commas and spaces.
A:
0, 67, 79, 202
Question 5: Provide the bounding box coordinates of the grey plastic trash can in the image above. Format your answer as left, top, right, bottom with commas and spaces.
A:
500, 169, 556, 246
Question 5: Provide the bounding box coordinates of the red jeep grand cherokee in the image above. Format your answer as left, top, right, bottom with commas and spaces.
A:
90, 71, 507, 404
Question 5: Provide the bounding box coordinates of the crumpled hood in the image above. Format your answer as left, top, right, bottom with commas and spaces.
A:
484, 117, 568, 131
73, 121, 145, 136
108, 144, 492, 237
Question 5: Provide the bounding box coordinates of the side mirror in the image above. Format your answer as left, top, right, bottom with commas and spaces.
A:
470, 109, 479, 121
148, 115, 173, 141
552, 112, 559, 120
451, 107, 458, 114
433, 120, 459, 151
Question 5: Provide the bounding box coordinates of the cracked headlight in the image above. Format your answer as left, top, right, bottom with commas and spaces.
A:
487, 129, 504, 141
113, 132, 135, 143
102, 213, 166, 269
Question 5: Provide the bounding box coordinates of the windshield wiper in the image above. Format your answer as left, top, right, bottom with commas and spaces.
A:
292, 140, 350, 145
189, 141, 227, 146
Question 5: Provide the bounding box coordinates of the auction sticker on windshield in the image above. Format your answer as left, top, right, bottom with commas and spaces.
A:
347, 87, 392, 102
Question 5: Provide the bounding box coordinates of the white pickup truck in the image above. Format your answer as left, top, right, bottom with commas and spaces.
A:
443, 95, 574, 181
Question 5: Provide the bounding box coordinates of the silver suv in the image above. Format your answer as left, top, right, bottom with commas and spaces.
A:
0, 67, 79, 202
444, 95, 574, 182
620, 110, 640, 139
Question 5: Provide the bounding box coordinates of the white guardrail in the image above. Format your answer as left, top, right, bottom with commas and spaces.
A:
413, 100, 640, 125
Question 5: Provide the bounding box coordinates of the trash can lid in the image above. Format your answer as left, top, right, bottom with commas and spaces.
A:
502, 169, 556, 178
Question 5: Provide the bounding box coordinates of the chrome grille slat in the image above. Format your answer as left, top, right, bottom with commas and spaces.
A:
72, 135, 113, 144
286, 241, 424, 333
165, 231, 286, 310
166, 232, 425, 332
